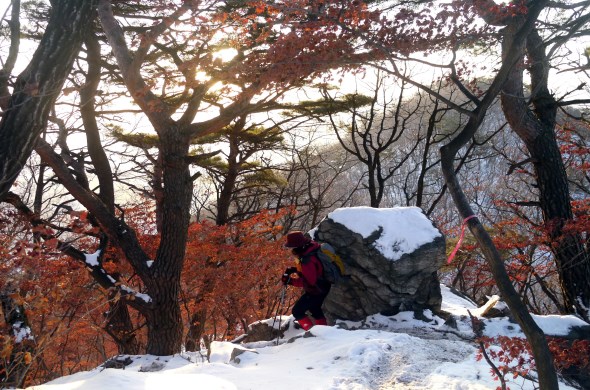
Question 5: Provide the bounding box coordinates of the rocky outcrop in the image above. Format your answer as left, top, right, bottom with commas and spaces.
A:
311, 208, 446, 322
235, 320, 287, 343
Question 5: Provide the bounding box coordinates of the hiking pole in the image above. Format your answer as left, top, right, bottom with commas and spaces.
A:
272, 277, 290, 346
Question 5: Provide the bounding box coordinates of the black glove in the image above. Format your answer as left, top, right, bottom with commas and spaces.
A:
284, 267, 297, 275
281, 267, 297, 285
281, 274, 291, 285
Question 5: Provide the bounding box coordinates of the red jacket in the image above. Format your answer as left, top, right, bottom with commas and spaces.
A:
290, 242, 328, 295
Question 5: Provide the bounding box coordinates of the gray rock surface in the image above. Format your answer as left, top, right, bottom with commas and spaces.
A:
311, 212, 446, 322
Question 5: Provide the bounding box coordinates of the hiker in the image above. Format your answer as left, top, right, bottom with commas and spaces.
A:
282, 231, 331, 331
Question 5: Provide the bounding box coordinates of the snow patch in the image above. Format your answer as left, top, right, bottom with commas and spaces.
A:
13, 321, 34, 342
120, 285, 152, 303
24, 288, 583, 390
326, 207, 441, 260
84, 250, 101, 267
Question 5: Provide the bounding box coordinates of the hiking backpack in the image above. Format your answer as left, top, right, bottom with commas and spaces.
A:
315, 243, 345, 284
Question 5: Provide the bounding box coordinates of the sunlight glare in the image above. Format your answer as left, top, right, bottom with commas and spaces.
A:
213, 48, 238, 62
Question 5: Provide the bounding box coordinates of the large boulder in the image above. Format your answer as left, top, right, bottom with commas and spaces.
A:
310, 207, 446, 322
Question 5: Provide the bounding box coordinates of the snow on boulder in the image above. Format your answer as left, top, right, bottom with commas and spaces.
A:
311, 206, 446, 322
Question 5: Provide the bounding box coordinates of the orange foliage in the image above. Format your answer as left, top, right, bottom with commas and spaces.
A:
476, 336, 590, 385
442, 205, 567, 309
558, 123, 590, 242
0, 197, 299, 385
0, 206, 120, 386
104, 202, 298, 342
182, 208, 298, 340
0, 200, 299, 386
465, 120, 590, 310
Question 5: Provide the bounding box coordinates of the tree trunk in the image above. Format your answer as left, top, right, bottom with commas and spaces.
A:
214, 117, 247, 226
144, 131, 193, 355
36, 136, 186, 355
529, 131, 590, 319
185, 308, 208, 352
81, 31, 115, 211
0, 0, 97, 200
501, 27, 590, 321
80, 30, 142, 352
216, 152, 239, 226
441, 118, 559, 390
105, 298, 141, 355
143, 279, 184, 355
0, 0, 21, 110
438, 3, 559, 387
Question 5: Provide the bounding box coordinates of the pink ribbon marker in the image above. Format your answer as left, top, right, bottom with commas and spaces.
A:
447, 215, 477, 264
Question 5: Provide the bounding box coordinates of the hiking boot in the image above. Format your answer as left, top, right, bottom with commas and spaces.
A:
297, 317, 313, 331
314, 318, 328, 326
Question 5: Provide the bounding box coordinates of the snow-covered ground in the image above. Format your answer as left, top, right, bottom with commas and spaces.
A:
24, 207, 588, 389
25, 285, 586, 390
